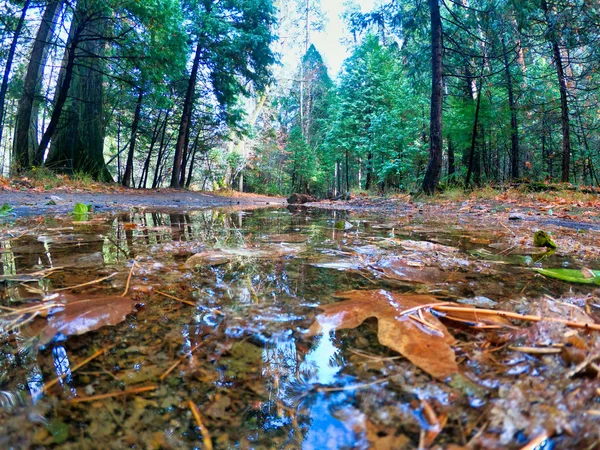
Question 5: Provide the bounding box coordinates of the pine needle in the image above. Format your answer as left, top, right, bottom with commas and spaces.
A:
121, 262, 137, 297
68, 385, 157, 404
155, 290, 196, 307
55, 273, 118, 292
188, 400, 213, 450
432, 305, 600, 331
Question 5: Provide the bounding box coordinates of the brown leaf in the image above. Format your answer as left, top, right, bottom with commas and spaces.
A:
308, 290, 458, 379
374, 257, 456, 284
33, 293, 137, 344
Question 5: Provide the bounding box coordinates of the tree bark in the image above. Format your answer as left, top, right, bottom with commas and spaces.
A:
422, 0, 443, 194
152, 112, 170, 189
465, 77, 483, 188
184, 133, 202, 189
122, 91, 143, 187
542, 0, 571, 183
36, 25, 82, 163
13, 0, 62, 171
365, 151, 373, 190
171, 42, 202, 188
447, 135, 455, 179
502, 37, 520, 180
0, 0, 31, 153
139, 109, 164, 188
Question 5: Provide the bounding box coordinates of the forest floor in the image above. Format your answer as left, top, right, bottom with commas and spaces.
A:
305, 187, 600, 231
0, 179, 285, 217
1, 180, 600, 449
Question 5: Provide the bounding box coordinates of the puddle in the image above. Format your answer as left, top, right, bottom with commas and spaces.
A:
0, 207, 599, 448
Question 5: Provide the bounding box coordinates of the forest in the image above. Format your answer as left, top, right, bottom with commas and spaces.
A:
0, 0, 598, 195
3, 2, 600, 449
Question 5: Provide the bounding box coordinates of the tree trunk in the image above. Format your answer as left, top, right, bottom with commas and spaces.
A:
345, 149, 350, 192
171, 42, 203, 188
0, 0, 31, 153
13, 0, 62, 172
139, 110, 164, 188
152, 113, 169, 189
45, 4, 111, 181
542, 0, 571, 183
185, 135, 201, 189
122, 91, 143, 187
422, 0, 443, 194
465, 77, 483, 188
36, 25, 82, 163
447, 135, 455, 179
365, 151, 373, 190
502, 38, 520, 180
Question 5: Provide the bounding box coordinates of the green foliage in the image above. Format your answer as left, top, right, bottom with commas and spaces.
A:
533, 230, 557, 249
0, 203, 14, 215
72, 203, 92, 221
534, 268, 600, 285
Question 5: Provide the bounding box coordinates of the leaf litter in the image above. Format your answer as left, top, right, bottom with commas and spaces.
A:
0, 208, 600, 448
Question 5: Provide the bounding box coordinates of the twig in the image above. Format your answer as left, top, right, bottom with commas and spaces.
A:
508, 346, 562, 355
188, 400, 213, 450
409, 312, 444, 337
54, 273, 118, 292
159, 342, 203, 381
155, 290, 196, 307
67, 385, 157, 403
43, 344, 115, 392
0, 266, 64, 281
432, 305, 600, 331
348, 348, 402, 361
121, 262, 137, 297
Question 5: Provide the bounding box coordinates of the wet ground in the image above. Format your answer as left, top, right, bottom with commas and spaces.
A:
0, 190, 284, 217
0, 205, 599, 449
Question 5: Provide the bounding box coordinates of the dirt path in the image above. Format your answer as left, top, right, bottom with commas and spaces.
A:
0, 189, 285, 217
303, 195, 600, 231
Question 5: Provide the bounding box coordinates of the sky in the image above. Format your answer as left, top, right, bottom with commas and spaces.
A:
311, 0, 377, 77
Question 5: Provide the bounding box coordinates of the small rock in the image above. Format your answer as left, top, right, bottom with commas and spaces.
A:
508, 213, 526, 220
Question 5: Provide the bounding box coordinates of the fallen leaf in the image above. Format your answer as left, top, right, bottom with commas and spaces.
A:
28, 293, 137, 345
534, 267, 600, 285
308, 290, 458, 379
393, 239, 457, 254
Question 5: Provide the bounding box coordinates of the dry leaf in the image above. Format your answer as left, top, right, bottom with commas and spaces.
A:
308, 290, 458, 379
31, 293, 137, 344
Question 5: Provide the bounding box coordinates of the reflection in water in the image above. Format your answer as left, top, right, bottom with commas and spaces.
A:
0, 207, 587, 449
52, 346, 75, 396
26, 364, 44, 404
301, 324, 343, 385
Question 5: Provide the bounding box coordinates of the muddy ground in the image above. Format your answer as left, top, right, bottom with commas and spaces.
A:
0, 189, 285, 217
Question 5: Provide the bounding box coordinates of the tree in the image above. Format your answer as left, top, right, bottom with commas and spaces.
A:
0, 0, 30, 152
12, 0, 62, 172
170, 0, 276, 188
422, 0, 443, 194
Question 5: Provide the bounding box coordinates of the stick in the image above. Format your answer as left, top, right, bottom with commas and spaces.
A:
68, 385, 157, 404
188, 400, 213, 450
432, 305, 600, 331
121, 262, 137, 297
54, 273, 118, 292
508, 346, 562, 355
155, 290, 196, 307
